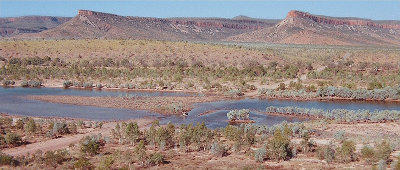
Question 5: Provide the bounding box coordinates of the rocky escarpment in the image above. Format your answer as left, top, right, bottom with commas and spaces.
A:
226, 10, 400, 46
24, 10, 277, 40
287, 10, 400, 30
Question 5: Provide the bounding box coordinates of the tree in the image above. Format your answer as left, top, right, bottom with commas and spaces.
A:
125, 122, 140, 146
24, 118, 37, 134
80, 135, 104, 156
336, 140, 356, 163
134, 140, 147, 166
268, 129, 291, 161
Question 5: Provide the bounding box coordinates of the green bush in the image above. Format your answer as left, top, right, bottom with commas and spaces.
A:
227, 109, 250, 121
73, 157, 93, 169
336, 140, 356, 163
0, 152, 18, 166
20, 81, 29, 87
134, 140, 147, 166
80, 135, 104, 156
24, 118, 37, 134
5, 132, 22, 146
149, 152, 164, 166
368, 80, 383, 90
98, 156, 114, 169
254, 147, 266, 163
361, 145, 375, 163
124, 122, 140, 145
43, 150, 69, 168
15, 119, 24, 130
267, 129, 291, 161
0, 135, 5, 146
68, 123, 78, 134
1, 80, 15, 86
52, 122, 70, 136
63, 80, 73, 88
317, 144, 335, 164
375, 140, 393, 163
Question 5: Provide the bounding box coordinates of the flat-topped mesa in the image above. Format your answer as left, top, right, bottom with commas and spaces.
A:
78, 10, 94, 16
78, 10, 118, 18
287, 10, 400, 30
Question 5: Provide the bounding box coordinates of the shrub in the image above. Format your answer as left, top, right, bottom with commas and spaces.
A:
0, 117, 12, 127
20, 81, 29, 87
52, 122, 70, 136
68, 123, 78, 134
375, 140, 393, 163
225, 89, 243, 97
5, 132, 22, 146
1, 80, 15, 86
361, 145, 375, 163
0, 135, 5, 146
317, 144, 335, 164
63, 80, 73, 88
392, 156, 400, 170
227, 109, 250, 121
124, 122, 140, 145
277, 83, 286, 91
80, 134, 104, 156
378, 159, 387, 170
28, 80, 41, 87
24, 118, 37, 134
134, 140, 147, 166
98, 156, 114, 169
254, 147, 266, 163
96, 83, 103, 89
268, 129, 291, 161
73, 157, 93, 169
336, 140, 356, 163
333, 131, 346, 143
368, 80, 383, 90
149, 152, 164, 166
210, 142, 226, 157
15, 119, 24, 130
0, 152, 17, 166
43, 150, 69, 168
83, 82, 93, 88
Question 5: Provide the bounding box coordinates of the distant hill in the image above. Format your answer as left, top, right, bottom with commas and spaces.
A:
226, 10, 400, 46
21, 10, 277, 40
0, 16, 71, 37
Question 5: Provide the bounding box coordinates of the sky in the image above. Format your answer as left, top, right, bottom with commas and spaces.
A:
0, 0, 399, 20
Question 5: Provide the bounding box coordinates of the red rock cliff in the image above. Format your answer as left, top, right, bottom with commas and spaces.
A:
287, 10, 400, 30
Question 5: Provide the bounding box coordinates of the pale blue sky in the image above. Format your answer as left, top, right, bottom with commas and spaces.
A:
0, 1, 399, 20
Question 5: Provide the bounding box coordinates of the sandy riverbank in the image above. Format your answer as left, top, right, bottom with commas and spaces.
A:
27, 95, 226, 115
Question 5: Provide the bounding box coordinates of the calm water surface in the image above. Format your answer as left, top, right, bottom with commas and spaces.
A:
1, 87, 399, 128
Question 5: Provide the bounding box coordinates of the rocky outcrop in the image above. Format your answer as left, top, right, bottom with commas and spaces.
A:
78, 10, 270, 30
227, 10, 400, 46
288, 10, 400, 30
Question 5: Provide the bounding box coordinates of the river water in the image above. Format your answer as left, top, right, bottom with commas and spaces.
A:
1, 87, 399, 128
